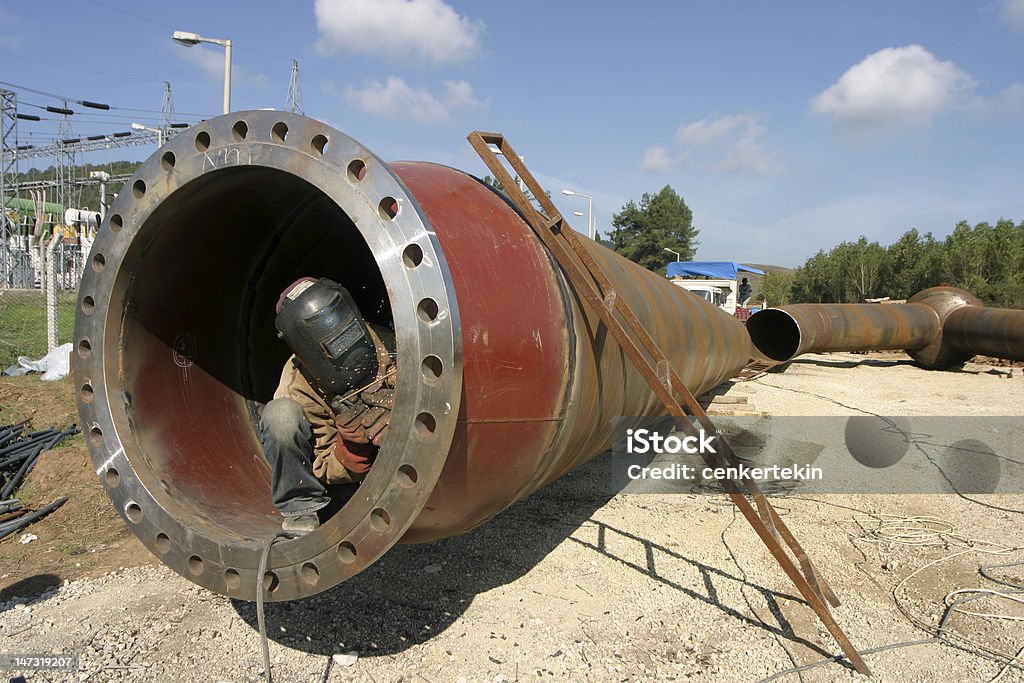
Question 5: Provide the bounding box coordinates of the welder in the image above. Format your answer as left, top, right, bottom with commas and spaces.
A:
260, 277, 396, 535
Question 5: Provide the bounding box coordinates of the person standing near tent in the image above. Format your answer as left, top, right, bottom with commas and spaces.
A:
738, 277, 753, 306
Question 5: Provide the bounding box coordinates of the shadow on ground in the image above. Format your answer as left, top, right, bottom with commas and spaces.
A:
0, 573, 61, 608
231, 453, 833, 661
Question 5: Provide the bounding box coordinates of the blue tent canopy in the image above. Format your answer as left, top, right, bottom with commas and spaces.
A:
665, 261, 765, 279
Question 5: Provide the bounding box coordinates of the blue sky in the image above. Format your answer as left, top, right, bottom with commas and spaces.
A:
3, 0, 1023, 266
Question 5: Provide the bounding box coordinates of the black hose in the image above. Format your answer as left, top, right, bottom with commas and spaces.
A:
0, 426, 79, 499
0, 429, 58, 457
0, 496, 68, 542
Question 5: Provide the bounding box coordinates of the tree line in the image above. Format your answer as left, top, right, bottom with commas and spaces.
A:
763, 219, 1024, 308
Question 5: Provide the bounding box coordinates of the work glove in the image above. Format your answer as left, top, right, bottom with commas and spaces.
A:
334, 385, 394, 447
333, 436, 374, 474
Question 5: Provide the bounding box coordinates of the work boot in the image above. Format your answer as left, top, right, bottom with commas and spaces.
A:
281, 513, 320, 535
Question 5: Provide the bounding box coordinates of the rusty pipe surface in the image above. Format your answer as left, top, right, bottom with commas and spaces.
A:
74, 111, 752, 601
748, 286, 1023, 369
745, 302, 940, 362
942, 305, 1024, 363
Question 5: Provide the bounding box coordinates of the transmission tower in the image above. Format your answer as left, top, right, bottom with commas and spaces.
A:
1, 89, 18, 229
55, 101, 76, 216
286, 60, 304, 115
160, 81, 176, 130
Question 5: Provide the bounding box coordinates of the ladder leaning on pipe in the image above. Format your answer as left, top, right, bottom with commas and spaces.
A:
468, 131, 871, 677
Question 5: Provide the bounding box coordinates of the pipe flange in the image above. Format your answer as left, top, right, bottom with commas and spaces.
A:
74, 111, 462, 600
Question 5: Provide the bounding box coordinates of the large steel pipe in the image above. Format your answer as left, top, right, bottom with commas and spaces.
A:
74, 111, 752, 601
745, 302, 940, 362
943, 305, 1024, 363
748, 286, 1023, 369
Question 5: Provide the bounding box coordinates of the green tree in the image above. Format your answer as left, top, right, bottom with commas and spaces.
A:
760, 271, 795, 306
609, 185, 697, 272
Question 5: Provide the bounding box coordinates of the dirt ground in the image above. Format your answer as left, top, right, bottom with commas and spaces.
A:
1, 352, 1024, 682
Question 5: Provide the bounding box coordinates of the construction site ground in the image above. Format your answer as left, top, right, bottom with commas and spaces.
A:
1, 351, 1023, 682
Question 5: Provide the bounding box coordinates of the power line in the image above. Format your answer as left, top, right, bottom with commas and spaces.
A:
82, 0, 175, 30
0, 81, 215, 118
82, 0, 292, 61
0, 48, 164, 84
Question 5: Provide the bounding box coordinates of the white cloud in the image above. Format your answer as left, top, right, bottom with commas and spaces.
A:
811, 45, 976, 131
675, 113, 763, 146
645, 113, 779, 175
999, 0, 1024, 30
178, 46, 268, 88
0, 4, 19, 49
344, 77, 484, 123
641, 147, 678, 173
314, 0, 484, 67
442, 80, 483, 109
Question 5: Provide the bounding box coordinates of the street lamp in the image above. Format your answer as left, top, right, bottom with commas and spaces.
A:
561, 188, 593, 240
664, 247, 681, 262
131, 122, 163, 147
172, 29, 232, 114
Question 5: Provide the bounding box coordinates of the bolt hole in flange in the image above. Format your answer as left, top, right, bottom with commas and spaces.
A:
300, 562, 320, 586
403, 243, 423, 268
224, 568, 241, 591
272, 122, 288, 143
347, 159, 366, 182
396, 464, 418, 488
232, 120, 248, 141
109, 214, 123, 233
370, 508, 391, 531
311, 134, 328, 156
161, 152, 176, 171
154, 533, 171, 554
337, 542, 357, 564
125, 502, 143, 524
104, 467, 119, 487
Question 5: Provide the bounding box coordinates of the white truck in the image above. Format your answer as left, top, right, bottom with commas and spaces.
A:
665, 261, 764, 321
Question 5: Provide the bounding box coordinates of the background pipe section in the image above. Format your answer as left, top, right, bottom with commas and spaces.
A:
75, 111, 752, 601
747, 286, 1024, 369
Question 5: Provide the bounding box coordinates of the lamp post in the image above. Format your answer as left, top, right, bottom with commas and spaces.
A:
561, 188, 593, 239
131, 122, 163, 147
663, 247, 681, 262
172, 30, 232, 114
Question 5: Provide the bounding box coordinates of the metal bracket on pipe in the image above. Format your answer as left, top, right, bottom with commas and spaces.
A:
468, 130, 870, 677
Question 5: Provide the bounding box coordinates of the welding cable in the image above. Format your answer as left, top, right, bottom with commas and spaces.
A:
256, 531, 297, 683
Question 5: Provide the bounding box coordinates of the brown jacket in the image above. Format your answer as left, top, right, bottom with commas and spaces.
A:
273, 324, 395, 484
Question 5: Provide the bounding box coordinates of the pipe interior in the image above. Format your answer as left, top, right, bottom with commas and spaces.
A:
746, 309, 801, 362
113, 167, 391, 540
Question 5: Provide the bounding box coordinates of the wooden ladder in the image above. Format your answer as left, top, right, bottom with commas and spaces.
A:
468, 131, 870, 676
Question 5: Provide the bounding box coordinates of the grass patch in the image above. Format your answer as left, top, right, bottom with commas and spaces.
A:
0, 289, 78, 368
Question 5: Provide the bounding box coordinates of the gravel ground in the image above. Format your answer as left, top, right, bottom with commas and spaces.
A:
2, 352, 1023, 683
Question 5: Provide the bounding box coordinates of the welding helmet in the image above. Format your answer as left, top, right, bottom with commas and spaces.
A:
274, 277, 379, 396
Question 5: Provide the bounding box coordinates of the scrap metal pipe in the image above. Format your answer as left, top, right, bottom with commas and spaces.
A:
74, 111, 752, 601
747, 286, 1024, 369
